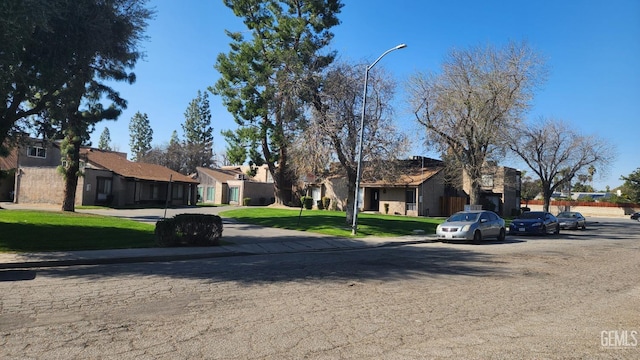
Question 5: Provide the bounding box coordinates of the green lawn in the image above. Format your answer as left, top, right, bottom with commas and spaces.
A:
221, 207, 443, 238
0, 210, 156, 252
0, 207, 445, 253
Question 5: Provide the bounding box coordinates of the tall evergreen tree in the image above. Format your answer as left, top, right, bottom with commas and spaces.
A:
182, 90, 214, 174
129, 112, 153, 162
47, 0, 152, 212
166, 130, 186, 173
1, 0, 70, 155
212, 0, 343, 205
98, 127, 112, 151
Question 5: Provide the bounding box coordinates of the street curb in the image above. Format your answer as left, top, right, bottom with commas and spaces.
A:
0, 238, 437, 270
0, 251, 254, 270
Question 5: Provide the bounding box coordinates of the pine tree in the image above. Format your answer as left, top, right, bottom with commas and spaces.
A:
129, 111, 153, 162
166, 130, 186, 173
182, 90, 214, 174
212, 0, 343, 205
98, 127, 112, 150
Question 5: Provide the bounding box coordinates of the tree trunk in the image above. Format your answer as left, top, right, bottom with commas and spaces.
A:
468, 184, 481, 206
62, 167, 79, 212
542, 186, 553, 213
345, 181, 356, 226
61, 129, 81, 212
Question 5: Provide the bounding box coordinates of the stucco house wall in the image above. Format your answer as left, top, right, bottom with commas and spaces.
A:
242, 182, 276, 205
323, 176, 349, 211
17, 167, 83, 205
379, 188, 406, 215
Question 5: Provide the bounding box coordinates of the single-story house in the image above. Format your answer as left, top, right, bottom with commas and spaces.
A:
309, 157, 452, 217
79, 148, 199, 207
308, 157, 522, 217
195, 166, 275, 206
8, 138, 198, 207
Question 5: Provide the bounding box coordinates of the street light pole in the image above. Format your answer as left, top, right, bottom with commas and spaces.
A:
352, 43, 407, 236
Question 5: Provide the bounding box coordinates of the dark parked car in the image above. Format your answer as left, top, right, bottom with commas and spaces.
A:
436, 210, 506, 243
509, 211, 560, 235
631, 212, 640, 221
556, 211, 586, 230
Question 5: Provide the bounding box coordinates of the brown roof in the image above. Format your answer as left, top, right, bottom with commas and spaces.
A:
81, 148, 198, 184
196, 166, 244, 182
361, 167, 443, 187
0, 148, 18, 170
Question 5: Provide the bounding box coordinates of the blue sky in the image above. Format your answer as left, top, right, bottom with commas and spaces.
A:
91, 0, 640, 191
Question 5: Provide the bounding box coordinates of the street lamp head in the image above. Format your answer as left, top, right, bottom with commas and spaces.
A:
395, 43, 407, 50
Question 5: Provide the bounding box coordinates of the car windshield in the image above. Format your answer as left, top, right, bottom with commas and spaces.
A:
519, 212, 545, 219
557, 212, 576, 218
448, 212, 480, 222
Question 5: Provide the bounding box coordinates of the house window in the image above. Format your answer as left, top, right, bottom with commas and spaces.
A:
197, 187, 204, 202
229, 186, 239, 203
151, 184, 160, 200
206, 187, 214, 202
27, 146, 46, 158
481, 174, 494, 188
172, 184, 184, 199
96, 177, 112, 203
406, 189, 416, 211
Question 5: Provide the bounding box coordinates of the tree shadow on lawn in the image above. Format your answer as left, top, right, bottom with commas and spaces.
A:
32, 244, 507, 284
0, 222, 155, 252
230, 213, 439, 236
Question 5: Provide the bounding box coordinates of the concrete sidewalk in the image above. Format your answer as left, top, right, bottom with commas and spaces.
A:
0, 202, 436, 268
0, 235, 435, 269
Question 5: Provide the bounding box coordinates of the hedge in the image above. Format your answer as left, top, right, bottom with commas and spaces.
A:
155, 213, 223, 247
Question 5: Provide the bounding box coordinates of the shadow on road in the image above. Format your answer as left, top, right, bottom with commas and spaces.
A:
32, 245, 506, 284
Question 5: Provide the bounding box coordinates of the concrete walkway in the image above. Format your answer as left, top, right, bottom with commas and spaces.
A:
0, 202, 436, 269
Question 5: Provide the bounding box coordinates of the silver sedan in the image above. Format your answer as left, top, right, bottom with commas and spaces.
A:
556, 211, 587, 230
436, 210, 506, 243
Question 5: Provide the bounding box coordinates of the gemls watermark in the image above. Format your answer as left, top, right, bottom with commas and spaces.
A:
601, 330, 638, 348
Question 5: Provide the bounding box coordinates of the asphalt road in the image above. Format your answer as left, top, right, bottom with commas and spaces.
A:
1, 217, 639, 359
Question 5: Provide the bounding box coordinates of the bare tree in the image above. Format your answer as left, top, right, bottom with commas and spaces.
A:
507, 118, 616, 212
298, 61, 408, 224
520, 171, 542, 208
407, 41, 546, 205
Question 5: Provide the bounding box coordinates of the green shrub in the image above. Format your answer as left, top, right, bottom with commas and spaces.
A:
316, 200, 324, 210
322, 196, 330, 210
155, 214, 223, 247
330, 198, 338, 211
301, 196, 313, 209
243, 197, 251, 206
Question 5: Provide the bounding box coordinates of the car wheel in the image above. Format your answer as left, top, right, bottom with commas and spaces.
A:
472, 230, 482, 244
497, 228, 506, 242
581, 223, 586, 230
554, 224, 560, 235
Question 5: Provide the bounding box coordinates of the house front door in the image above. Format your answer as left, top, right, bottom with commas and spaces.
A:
370, 189, 380, 212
